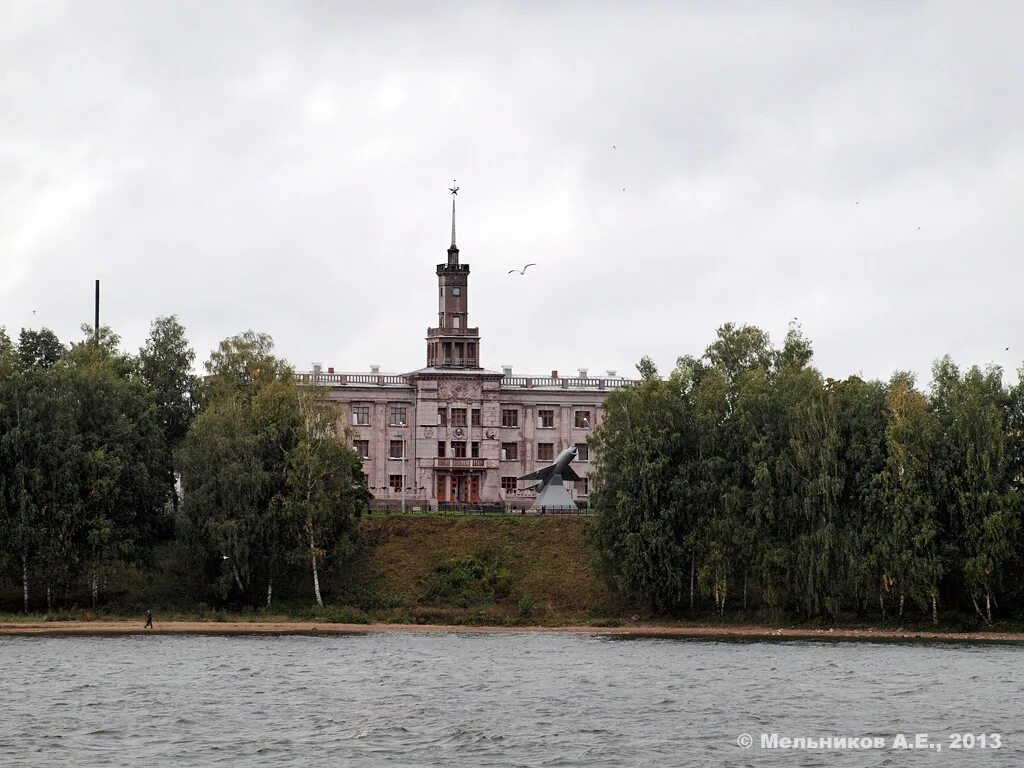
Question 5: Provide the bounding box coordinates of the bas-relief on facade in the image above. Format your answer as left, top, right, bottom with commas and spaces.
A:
297, 199, 634, 508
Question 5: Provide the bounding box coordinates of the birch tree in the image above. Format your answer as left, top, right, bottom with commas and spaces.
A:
285, 386, 365, 606
931, 359, 1018, 624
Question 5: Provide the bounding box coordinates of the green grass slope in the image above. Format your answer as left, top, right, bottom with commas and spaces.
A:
329, 516, 629, 625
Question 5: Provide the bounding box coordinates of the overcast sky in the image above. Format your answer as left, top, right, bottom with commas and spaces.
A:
2, 2, 1022, 385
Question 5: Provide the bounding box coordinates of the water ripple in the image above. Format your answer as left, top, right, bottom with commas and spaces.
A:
0, 634, 1021, 766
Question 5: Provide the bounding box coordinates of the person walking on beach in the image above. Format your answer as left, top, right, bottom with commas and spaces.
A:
144, 609, 153, 629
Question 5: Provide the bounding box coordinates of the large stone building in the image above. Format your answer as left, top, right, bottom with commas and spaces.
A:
297, 196, 634, 508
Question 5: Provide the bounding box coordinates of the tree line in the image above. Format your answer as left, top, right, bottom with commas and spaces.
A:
590, 324, 1024, 625
0, 321, 368, 612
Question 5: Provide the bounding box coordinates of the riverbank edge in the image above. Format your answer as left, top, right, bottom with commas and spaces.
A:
2, 620, 1023, 644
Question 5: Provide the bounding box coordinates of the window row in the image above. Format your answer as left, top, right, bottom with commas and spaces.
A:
501, 476, 589, 495
353, 406, 596, 430
437, 441, 480, 458
382, 475, 589, 495
502, 408, 593, 429
354, 440, 590, 462
355, 440, 412, 459
437, 407, 481, 427
350, 403, 412, 427
500, 442, 588, 461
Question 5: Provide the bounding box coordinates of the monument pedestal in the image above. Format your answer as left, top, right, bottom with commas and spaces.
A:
531, 474, 577, 510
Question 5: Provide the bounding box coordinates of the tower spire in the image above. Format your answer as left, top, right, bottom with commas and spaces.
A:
448, 180, 459, 248
430, 180, 479, 369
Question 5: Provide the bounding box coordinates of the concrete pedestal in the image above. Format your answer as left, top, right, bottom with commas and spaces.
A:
530, 474, 577, 510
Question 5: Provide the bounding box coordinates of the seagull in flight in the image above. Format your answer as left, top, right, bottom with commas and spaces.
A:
508, 264, 536, 275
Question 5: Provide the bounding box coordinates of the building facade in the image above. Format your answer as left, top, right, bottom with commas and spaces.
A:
297, 199, 634, 508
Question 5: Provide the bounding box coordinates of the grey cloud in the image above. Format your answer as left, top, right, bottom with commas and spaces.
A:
1, 1, 1022, 386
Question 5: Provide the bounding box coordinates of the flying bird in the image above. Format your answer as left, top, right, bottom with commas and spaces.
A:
508, 264, 537, 275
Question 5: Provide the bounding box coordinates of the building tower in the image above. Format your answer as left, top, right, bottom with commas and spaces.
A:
426, 183, 481, 368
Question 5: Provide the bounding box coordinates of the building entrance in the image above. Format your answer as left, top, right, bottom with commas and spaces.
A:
435, 471, 481, 503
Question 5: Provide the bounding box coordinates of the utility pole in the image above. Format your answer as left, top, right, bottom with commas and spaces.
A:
94, 279, 100, 345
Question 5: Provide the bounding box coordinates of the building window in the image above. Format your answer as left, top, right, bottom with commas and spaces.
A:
389, 405, 408, 426
451, 408, 467, 427
501, 476, 518, 493
575, 410, 592, 429
352, 404, 370, 426
353, 440, 369, 459
537, 443, 554, 461
437, 441, 446, 458
575, 443, 589, 462
452, 286, 461, 297
453, 315, 461, 330
501, 442, 518, 461
501, 409, 519, 428
538, 409, 554, 429
471, 441, 479, 458
580, 477, 590, 496
389, 474, 404, 491
471, 408, 481, 426
438, 407, 448, 426
389, 440, 405, 459
452, 441, 467, 458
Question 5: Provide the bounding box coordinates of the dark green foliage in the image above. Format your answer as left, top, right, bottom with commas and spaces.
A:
426, 557, 512, 606
175, 332, 367, 607
16, 328, 64, 370
0, 320, 367, 613
591, 325, 1024, 624
0, 325, 169, 611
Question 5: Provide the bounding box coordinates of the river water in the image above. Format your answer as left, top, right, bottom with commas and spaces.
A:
0, 632, 1020, 767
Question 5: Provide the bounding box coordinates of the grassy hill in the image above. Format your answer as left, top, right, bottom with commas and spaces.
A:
328, 515, 630, 625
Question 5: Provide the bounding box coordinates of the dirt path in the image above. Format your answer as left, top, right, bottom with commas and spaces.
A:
2, 620, 1023, 643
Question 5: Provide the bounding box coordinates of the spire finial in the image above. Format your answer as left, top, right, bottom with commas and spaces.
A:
448, 180, 459, 248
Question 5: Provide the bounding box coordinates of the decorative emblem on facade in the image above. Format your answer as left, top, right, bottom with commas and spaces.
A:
423, 426, 434, 438
454, 427, 465, 438
485, 429, 496, 440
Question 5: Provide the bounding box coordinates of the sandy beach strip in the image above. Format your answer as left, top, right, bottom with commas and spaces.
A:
2, 620, 1023, 643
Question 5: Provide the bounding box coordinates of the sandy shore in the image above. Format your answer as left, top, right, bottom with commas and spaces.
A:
2, 620, 1023, 643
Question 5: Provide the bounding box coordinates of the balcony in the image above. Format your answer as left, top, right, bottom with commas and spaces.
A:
427, 327, 479, 337
433, 457, 496, 469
